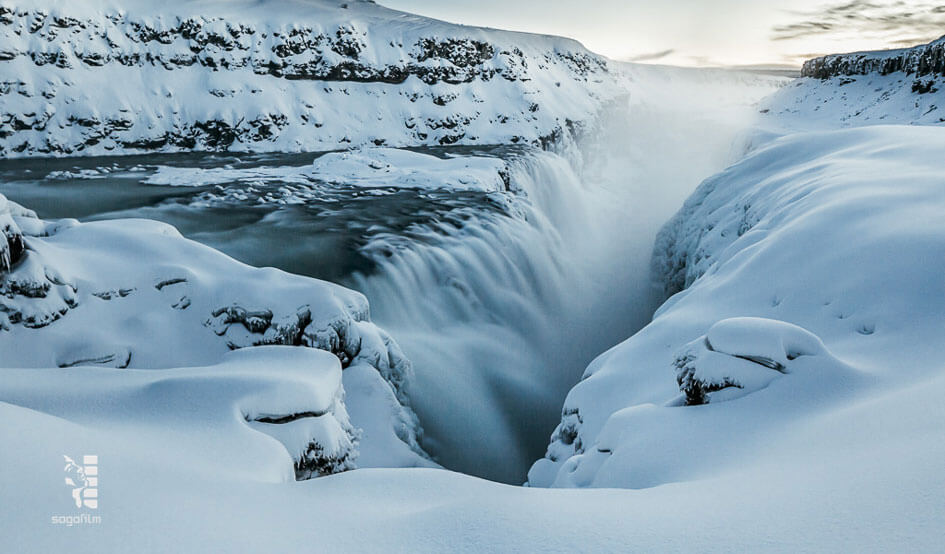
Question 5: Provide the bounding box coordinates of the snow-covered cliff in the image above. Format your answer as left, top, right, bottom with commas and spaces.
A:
531, 40, 945, 490
529, 124, 945, 488
761, 36, 945, 128
801, 35, 945, 79
0, 0, 621, 157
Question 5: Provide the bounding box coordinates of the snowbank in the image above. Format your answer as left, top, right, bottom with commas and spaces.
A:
2, 373, 943, 550
0, 191, 433, 471
530, 125, 945, 489
1, 347, 358, 481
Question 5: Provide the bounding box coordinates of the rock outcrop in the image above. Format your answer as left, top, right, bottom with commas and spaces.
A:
761, 36, 945, 127
801, 35, 945, 79
673, 317, 828, 406
0, 196, 78, 330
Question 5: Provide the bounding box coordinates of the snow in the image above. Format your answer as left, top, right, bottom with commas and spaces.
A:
530, 125, 945, 493
143, 147, 511, 192
1, 4, 944, 550
673, 317, 832, 405
308, 148, 510, 191
0, 0, 623, 157
0, 193, 434, 471
757, 34, 943, 131
2, 373, 943, 551
759, 71, 944, 130
1, 347, 356, 483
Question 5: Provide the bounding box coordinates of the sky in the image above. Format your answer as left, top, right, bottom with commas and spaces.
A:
378, 1, 945, 67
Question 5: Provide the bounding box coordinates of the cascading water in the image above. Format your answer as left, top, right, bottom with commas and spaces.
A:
350, 148, 661, 483
350, 66, 788, 483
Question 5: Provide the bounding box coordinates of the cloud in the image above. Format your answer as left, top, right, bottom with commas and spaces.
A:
771, 1, 945, 42
623, 49, 676, 62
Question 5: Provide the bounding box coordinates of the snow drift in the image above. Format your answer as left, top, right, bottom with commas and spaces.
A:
0, 191, 434, 472
1, 347, 359, 481
529, 125, 945, 488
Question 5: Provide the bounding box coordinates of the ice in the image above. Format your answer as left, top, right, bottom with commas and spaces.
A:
143, 147, 511, 192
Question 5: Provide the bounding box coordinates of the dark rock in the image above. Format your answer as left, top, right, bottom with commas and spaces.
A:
802, 35, 945, 79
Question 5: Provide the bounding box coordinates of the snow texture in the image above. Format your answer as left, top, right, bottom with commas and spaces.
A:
530, 124, 945, 490
1, 9, 944, 552
0, 192, 433, 472
2, 347, 358, 480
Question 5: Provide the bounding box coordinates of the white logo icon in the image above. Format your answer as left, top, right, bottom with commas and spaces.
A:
63, 455, 98, 509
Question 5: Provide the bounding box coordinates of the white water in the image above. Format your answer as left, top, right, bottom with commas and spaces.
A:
352, 65, 788, 483
353, 150, 650, 482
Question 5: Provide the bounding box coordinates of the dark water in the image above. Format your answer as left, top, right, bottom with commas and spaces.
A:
0, 148, 517, 283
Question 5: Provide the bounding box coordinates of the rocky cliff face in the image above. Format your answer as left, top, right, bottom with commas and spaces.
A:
801, 35, 945, 79
0, 0, 620, 157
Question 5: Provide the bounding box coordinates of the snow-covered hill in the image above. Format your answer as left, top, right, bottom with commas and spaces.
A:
0, 0, 621, 157
760, 36, 945, 128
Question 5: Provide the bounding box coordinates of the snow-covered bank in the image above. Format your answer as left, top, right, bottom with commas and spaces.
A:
2, 347, 359, 481
529, 125, 945, 489
0, 0, 621, 157
3, 373, 943, 551
0, 192, 433, 471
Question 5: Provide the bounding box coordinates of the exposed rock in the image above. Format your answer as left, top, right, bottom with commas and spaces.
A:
246, 382, 360, 479
0, 208, 25, 273
674, 317, 827, 405
0, 194, 78, 330
802, 35, 945, 79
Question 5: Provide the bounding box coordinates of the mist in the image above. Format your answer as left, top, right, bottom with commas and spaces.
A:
351, 64, 786, 483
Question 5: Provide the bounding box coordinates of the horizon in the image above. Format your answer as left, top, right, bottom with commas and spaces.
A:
378, 0, 945, 68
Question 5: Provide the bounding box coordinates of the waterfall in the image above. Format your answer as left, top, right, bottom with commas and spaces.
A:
349, 147, 658, 483
349, 67, 785, 483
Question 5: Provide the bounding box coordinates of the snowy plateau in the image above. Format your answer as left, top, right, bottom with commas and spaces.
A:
1, 1, 944, 552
